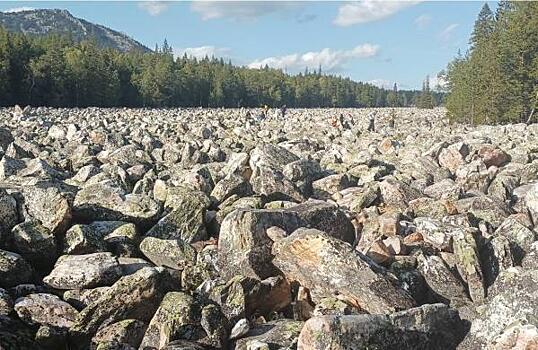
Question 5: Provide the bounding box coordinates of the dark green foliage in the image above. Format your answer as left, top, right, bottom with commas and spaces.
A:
446, 2, 538, 124
0, 28, 437, 108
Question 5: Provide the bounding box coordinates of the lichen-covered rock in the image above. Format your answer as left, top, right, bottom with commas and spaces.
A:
298, 303, 467, 350
273, 228, 415, 314
139, 292, 204, 349
139, 237, 197, 270
92, 319, 147, 349
463, 268, 538, 348
145, 190, 208, 242
70, 267, 173, 345
0, 249, 33, 288
0, 288, 13, 315
63, 287, 111, 310
250, 166, 305, 202
232, 319, 303, 350
209, 275, 291, 324
438, 142, 469, 173
218, 199, 355, 280
416, 253, 470, 307
74, 181, 161, 225
0, 189, 18, 242
210, 173, 252, 204
23, 184, 72, 234
44, 253, 122, 290
452, 229, 485, 303
14, 293, 78, 328
10, 221, 57, 268
63, 221, 135, 255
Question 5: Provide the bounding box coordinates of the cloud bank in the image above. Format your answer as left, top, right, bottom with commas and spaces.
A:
334, 1, 420, 26
138, 1, 169, 16
248, 44, 379, 72
176, 46, 231, 59
191, 1, 302, 21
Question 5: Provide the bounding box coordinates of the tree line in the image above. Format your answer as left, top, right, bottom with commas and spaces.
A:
444, 1, 538, 124
0, 27, 443, 108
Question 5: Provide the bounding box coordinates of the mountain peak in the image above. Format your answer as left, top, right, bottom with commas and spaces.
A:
0, 8, 150, 52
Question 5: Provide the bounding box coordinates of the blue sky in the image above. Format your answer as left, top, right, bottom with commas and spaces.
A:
0, 1, 491, 90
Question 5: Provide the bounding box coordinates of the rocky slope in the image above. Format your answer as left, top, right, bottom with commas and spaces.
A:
0, 9, 150, 52
0, 106, 538, 349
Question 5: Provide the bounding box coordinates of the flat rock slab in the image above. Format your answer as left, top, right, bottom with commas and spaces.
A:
43, 252, 122, 290
272, 228, 415, 314
14, 293, 78, 328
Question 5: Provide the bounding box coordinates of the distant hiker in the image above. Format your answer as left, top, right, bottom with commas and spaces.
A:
263, 105, 269, 118
388, 110, 395, 128
280, 104, 287, 118
330, 115, 339, 128
367, 113, 376, 132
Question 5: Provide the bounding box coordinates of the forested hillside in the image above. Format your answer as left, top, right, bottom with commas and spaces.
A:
0, 26, 441, 108
444, 1, 538, 124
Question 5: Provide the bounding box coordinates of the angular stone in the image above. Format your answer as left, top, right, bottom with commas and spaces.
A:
414, 217, 459, 251
297, 303, 466, 350
478, 145, 510, 168
232, 319, 303, 350
273, 228, 415, 314
250, 166, 305, 202
249, 143, 299, 172
23, 185, 72, 234
10, 221, 57, 268
210, 173, 252, 204
139, 237, 197, 270
452, 230, 485, 303
438, 142, 469, 173
139, 292, 204, 350
379, 178, 422, 210
14, 293, 78, 328
0, 249, 33, 288
74, 181, 161, 225
218, 200, 355, 280
92, 319, 147, 349
63, 287, 111, 310
44, 253, 122, 290
70, 267, 172, 344
0, 288, 13, 315
416, 253, 470, 307
0, 189, 18, 242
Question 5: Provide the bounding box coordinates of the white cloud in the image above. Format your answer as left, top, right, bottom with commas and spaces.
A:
414, 14, 431, 29
334, 1, 420, 27
191, 1, 302, 21
248, 44, 379, 72
439, 23, 459, 42
367, 79, 395, 89
429, 73, 448, 91
138, 1, 169, 16
2, 7, 35, 13
176, 46, 231, 59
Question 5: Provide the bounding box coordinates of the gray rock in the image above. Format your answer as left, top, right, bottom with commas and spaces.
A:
139, 237, 197, 270
273, 228, 415, 314
298, 303, 467, 349
14, 293, 78, 328
74, 181, 161, 225
70, 267, 172, 345
10, 221, 57, 268
0, 249, 33, 288
44, 253, 122, 289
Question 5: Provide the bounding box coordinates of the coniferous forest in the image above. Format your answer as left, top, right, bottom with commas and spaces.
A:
0, 26, 443, 109
444, 1, 538, 124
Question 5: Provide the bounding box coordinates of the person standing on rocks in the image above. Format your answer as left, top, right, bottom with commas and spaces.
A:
280, 104, 287, 119
367, 112, 376, 132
